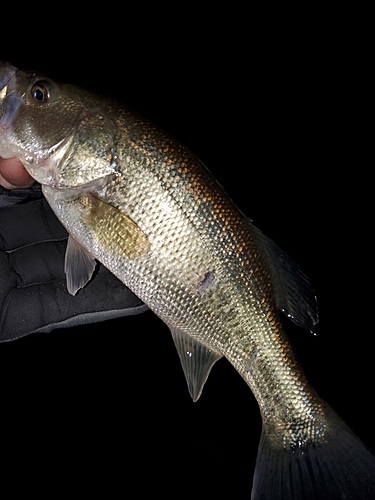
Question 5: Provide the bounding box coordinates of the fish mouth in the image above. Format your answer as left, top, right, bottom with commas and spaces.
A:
0, 61, 17, 92
0, 61, 22, 134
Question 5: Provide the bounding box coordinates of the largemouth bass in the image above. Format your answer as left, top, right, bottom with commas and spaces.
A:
1, 61, 374, 499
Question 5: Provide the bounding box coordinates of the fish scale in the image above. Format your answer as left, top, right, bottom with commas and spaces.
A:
1, 61, 374, 499
98, 122, 321, 440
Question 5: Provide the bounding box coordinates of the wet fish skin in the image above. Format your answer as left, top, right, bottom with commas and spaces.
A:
43, 116, 324, 449
1, 62, 374, 499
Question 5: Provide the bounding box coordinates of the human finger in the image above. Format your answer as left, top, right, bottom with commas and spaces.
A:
0, 157, 35, 189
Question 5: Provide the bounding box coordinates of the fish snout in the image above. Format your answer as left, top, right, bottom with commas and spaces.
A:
0, 61, 17, 103
1, 62, 15, 131
0, 61, 18, 90
0, 62, 23, 157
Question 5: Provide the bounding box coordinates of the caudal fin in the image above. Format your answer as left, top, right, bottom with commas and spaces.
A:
251, 406, 375, 500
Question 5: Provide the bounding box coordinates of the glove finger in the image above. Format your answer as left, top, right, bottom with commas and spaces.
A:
0, 198, 67, 251
0, 183, 42, 208
7, 239, 67, 287
0, 261, 148, 341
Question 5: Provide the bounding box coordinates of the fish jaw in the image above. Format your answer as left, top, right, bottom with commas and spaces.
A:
0, 61, 17, 95
0, 62, 23, 153
0, 61, 51, 165
17, 132, 96, 188
0, 119, 82, 188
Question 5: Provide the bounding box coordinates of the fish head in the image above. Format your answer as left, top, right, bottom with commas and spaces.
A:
0, 61, 117, 189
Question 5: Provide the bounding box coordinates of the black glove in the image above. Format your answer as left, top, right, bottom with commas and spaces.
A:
0, 183, 148, 342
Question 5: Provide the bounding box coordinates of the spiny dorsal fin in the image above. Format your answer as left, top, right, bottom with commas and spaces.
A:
252, 223, 319, 334
170, 327, 222, 402
65, 234, 97, 295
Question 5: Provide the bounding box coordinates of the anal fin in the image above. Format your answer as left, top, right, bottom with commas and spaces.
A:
170, 327, 222, 402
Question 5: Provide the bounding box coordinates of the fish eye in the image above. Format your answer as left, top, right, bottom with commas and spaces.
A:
31, 82, 50, 103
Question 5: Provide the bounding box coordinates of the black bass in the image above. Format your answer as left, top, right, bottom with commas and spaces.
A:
0, 61, 374, 499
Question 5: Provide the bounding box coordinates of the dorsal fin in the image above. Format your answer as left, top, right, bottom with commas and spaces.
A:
170, 327, 222, 401
252, 223, 319, 334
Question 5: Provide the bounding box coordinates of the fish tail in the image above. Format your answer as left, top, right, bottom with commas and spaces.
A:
251, 405, 375, 500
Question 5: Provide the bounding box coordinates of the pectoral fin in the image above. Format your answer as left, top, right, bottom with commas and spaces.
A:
170, 327, 222, 402
83, 194, 150, 260
65, 234, 97, 295
63, 194, 149, 295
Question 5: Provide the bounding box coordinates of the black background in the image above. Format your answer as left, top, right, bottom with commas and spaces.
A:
1, 10, 371, 497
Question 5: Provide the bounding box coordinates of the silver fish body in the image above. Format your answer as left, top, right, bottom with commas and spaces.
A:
1, 62, 374, 499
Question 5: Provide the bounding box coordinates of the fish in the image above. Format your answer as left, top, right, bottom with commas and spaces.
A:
1, 61, 374, 499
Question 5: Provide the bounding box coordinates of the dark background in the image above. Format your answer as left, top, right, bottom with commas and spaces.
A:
1, 9, 371, 497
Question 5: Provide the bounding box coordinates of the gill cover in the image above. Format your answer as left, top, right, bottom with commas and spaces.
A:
50, 108, 118, 189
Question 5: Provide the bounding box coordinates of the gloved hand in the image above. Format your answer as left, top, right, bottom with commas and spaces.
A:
0, 183, 148, 341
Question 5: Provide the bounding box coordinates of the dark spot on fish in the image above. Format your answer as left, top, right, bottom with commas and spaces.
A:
198, 270, 216, 296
